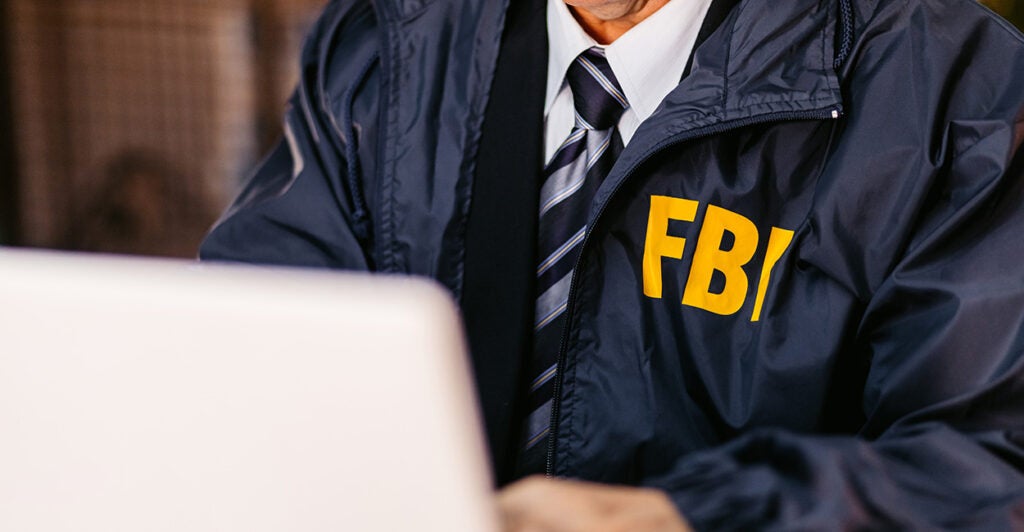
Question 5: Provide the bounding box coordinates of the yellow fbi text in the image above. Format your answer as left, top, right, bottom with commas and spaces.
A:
642, 195, 794, 322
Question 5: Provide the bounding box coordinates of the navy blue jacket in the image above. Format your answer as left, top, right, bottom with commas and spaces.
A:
201, 0, 1024, 528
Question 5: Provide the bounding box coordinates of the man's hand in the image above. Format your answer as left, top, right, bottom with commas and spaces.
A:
497, 476, 693, 532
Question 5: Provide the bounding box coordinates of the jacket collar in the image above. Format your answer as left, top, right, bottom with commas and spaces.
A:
597, 0, 846, 196
378, 0, 846, 148
633, 0, 845, 139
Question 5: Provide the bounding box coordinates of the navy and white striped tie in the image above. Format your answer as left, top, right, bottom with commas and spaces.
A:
518, 47, 629, 474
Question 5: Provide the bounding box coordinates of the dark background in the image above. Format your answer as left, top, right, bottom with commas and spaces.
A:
0, 0, 1021, 256
1, 1, 18, 245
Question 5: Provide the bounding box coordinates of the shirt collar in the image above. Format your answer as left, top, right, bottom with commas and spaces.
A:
545, 0, 714, 121
545, 0, 597, 115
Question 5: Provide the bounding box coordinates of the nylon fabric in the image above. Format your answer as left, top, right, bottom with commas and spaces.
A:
201, 0, 1024, 527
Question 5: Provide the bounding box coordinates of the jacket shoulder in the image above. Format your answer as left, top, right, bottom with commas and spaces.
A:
299, 0, 485, 111
844, 0, 1024, 118
850, 0, 1024, 51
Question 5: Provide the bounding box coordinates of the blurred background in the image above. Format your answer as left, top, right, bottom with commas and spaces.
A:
0, 1, 1021, 258
0, 0, 326, 257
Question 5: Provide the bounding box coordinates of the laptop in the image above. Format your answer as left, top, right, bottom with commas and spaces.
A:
0, 250, 498, 532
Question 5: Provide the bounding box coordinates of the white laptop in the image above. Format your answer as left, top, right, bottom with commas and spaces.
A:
0, 250, 498, 532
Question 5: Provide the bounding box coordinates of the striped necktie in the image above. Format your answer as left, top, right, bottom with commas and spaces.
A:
518, 47, 629, 475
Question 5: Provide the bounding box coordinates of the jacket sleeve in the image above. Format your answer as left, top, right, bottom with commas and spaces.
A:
656, 81, 1024, 532
199, 1, 378, 270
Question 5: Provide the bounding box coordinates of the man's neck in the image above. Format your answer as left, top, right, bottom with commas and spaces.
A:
567, 0, 671, 44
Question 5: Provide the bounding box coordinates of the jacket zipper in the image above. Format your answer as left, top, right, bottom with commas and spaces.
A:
544, 106, 843, 477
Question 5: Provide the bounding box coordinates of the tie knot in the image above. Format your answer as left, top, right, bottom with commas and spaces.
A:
566, 48, 629, 130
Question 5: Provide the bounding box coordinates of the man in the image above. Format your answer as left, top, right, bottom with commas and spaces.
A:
201, 0, 1024, 529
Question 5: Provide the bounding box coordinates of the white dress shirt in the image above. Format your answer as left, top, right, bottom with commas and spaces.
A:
545, 0, 714, 164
